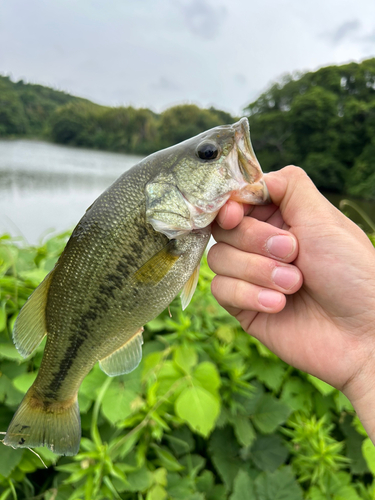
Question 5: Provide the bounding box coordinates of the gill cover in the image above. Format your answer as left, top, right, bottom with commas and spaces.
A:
145, 117, 270, 239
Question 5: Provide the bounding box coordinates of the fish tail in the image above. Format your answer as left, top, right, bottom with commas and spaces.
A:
3, 386, 81, 456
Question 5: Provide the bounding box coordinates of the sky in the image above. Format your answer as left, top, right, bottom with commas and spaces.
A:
1, 0, 375, 116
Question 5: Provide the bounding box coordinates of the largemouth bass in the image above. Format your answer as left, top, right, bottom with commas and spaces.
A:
4, 118, 269, 456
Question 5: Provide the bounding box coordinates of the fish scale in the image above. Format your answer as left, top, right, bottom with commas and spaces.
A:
4, 117, 269, 455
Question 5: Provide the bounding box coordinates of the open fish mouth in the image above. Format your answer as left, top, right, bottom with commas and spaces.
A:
228, 117, 270, 205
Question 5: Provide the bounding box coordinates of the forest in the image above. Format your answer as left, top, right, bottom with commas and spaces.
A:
1, 57, 375, 200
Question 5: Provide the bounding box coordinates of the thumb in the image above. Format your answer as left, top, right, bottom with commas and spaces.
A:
265, 166, 335, 227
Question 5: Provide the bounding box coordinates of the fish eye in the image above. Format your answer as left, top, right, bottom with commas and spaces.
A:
196, 141, 220, 161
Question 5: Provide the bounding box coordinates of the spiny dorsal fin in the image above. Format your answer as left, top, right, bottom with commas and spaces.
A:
99, 327, 144, 376
133, 241, 179, 285
13, 270, 55, 358
180, 264, 200, 311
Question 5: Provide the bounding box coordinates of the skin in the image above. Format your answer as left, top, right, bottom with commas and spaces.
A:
207, 165, 375, 443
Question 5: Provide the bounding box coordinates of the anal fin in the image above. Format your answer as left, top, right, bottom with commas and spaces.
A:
99, 328, 144, 376
180, 264, 200, 311
13, 270, 54, 358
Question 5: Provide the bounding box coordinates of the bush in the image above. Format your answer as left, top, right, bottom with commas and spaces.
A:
0, 231, 375, 499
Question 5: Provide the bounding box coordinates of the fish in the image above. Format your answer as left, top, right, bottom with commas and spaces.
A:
3, 117, 269, 456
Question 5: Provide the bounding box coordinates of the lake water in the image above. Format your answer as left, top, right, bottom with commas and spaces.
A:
0, 139, 374, 245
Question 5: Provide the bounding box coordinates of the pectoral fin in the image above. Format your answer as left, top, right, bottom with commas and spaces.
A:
180, 264, 200, 310
99, 328, 144, 376
133, 241, 180, 284
12, 270, 55, 358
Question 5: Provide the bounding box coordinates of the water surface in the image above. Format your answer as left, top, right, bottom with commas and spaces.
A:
0, 140, 374, 246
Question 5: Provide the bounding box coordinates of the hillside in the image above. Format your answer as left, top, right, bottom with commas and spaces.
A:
1, 59, 375, 199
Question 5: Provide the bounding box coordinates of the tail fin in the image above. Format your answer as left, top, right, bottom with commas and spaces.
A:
3, 387, 81, 456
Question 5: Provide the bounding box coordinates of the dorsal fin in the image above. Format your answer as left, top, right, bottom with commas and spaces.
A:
13, 270, 54, 358
99, 327, 144, 376
180, 263, 200, 310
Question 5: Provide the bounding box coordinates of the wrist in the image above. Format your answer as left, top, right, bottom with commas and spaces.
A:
342, 365, 375, 444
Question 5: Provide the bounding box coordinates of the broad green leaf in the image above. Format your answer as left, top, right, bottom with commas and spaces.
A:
250, 355, 286, 391
232, 416, 256, 447
12, 371, 37, 393
146, 484, 167, 500
362, 438, 375, 474
307, 374, 335, 396
251, 394, 291, 434
0, 446, 24, 478
192, 362, 221, 395
175, 385, 220, 437
340, 414, 368, 474
352, 415, 368, 437
180, 454, 205, 478
102, 383, 137, 425
335, 391, 354, 412
250, 435, 288, 472
196, 470, 215, 493
280, 377, 314, 413
230, 470, 256, 500
0, 343, 25, 361
215, 325, 235, 343
79, 365, 107, 399
255, 467, 303, 500
166, 427, 195, 456
174, 345, 198, 373
208, 427, 254, 490
126, 465, 154, 492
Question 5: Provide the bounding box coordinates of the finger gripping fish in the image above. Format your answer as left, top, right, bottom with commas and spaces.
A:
4, 118, 269, 455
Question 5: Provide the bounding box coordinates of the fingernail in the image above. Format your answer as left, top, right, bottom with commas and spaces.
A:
258, 289, 283, 309
272, 267, 299, 290
266, 235, 296, 259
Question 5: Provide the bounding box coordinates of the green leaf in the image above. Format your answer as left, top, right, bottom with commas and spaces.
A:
175, 385, 220, 437
166, 427, 195, 456
251, 394, 290, 434
340, 414, 368, 474
250, 435, 288, 472
0, 343, 25, 361
79, 365, 107, 399
180, 454, 205, 478
208, 427, 253, 490
152, 445, 184, 471
101, 383, 137, 424
362, 438, 375, 474
192, 362, 221, 395
232, 416, 256, 447
146, 484, 167, 500
196, 470, 215, 493
174, 345, 198, 373
0, 445, 24, 478
0, 302, 6, 332
230, 470, 256, 500
12, 371, 37, 393
250, 355, 286, 391
307, 375, 335, 396
280, 377, 314, 413
126, 465, 154, 492
255, 467, 303, 500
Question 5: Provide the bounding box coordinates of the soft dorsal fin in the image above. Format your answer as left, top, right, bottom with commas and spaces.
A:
99, 327, 144, 376
133, 241, 180, 285
13, 270, 55, 358
180, 264, 200, 311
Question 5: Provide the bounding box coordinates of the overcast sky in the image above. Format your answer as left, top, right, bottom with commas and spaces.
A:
1, 0, 375, 116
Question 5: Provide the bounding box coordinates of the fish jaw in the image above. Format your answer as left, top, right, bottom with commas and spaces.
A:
226, 117, 271, 205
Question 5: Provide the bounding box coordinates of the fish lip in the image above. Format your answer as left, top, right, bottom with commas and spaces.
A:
230, 118, 271, 205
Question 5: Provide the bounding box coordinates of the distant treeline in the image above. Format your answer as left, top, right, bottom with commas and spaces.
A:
1, 58, 375, 200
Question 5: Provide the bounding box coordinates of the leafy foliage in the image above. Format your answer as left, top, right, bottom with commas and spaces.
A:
245, 58, 375, 199
2, 59, 375, 198
0, 230, 374, 499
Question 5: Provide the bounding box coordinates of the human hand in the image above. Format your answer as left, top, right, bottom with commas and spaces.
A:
208, 166, 375, 438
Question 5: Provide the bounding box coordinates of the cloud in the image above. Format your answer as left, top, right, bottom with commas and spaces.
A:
328, 20, 361, 44
177, 0, 226, 40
